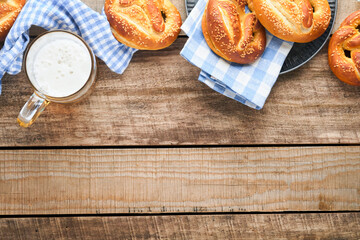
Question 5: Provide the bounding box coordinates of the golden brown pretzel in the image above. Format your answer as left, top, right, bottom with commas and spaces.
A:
0, 0, 26, 41
328, 10, 360, 86
104, 0, 182, 50
202, 0, 266, 64
252, 0, 331, 43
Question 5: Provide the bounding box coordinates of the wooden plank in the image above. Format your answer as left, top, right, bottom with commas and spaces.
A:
29, 0, 187, 36
82, 0, 187, 22
27, 0, 186, 21
28, 0, 355, 36
1, 39, 360, 147
0, 146, 359, 215
0, 213, 359, 239
82, 0, 353, 35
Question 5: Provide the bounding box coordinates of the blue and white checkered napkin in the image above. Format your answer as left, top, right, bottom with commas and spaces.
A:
180, 0, 294, 110
0, 0, 137, 93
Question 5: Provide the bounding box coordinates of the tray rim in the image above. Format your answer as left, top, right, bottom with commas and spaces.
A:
279, 0, 338, 74
184, 0, 338, 75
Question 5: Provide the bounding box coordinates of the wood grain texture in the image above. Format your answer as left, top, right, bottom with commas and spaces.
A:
81, 0, 354, 35
83, 0, 353, 34
1, 39, 359, 146
29, 0, 187, 36
82, 0, 187, 22
28, 1, 355, 35
0, 146, 359, 215
38, 0, 354, 32
0, 213, 359, 240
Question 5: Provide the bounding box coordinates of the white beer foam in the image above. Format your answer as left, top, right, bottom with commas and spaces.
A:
26, 32, 92, 98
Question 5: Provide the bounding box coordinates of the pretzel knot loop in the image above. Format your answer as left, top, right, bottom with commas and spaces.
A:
0, 0, 25, 41
252, 0, 331, 43
202, 0, 266, 64
328, 10, 360, 86
105, 0, 182, 50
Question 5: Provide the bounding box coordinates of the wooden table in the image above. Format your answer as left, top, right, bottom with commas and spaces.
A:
1, 0, 359, 239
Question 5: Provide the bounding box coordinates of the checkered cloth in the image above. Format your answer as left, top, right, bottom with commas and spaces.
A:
180, 0, 294, 110
0, 0, 137, 94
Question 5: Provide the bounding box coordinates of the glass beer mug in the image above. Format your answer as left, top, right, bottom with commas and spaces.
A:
18, 30, 97, 127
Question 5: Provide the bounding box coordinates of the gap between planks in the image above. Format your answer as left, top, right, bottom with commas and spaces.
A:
0, 146, 359, 215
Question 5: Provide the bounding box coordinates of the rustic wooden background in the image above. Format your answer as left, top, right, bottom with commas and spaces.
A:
0, 147, 359, 215
1, 213, 359, 239
0, 0, 359, 239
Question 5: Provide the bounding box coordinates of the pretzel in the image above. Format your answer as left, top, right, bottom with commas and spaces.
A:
202, 0, 266, 64
252, 0, 331, 43
0, 0, 25, 41
104, 0, 182, 50
328, 10, 360, 86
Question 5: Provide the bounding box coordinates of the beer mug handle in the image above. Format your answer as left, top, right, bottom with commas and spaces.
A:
17, 92, 50, 128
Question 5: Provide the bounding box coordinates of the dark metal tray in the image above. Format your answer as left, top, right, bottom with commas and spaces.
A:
185, 0, 337, 74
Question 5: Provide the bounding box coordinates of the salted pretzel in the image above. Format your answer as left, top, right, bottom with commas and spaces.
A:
202, 0, 266, 64
0, 0, 25, 41
328, 10, 360, 86
252, 0, 331, 43
104, 0, 182, 50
